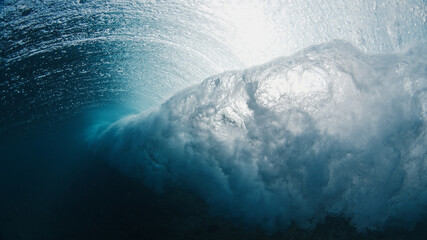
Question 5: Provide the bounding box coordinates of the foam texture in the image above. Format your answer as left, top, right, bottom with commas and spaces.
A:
92, 40, 427, 231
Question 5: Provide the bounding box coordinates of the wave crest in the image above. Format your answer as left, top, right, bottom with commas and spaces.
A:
93, 40, 427, 231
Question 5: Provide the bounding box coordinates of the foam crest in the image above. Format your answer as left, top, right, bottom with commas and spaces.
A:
93, 40, 427, 231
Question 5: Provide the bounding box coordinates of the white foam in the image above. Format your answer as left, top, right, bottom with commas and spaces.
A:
92, 40, 427, 231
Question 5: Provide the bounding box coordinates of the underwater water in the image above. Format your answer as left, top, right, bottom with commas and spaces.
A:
1, 0, 426, 239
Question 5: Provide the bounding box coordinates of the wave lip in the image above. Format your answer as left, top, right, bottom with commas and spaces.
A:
93, 40, 427, 231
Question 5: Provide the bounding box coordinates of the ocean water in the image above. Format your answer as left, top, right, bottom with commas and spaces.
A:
1, 1, 426, 239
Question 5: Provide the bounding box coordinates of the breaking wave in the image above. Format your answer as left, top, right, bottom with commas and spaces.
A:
91, 40, 427, 231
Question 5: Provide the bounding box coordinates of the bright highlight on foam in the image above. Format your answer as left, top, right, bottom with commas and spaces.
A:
92, 40, 427, 232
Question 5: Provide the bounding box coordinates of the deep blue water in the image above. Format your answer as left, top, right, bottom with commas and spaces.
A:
1, 119, 427, 239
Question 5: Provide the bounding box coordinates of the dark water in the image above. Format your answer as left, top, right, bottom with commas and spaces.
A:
0, 113, 426, 240
0, 113, 209, 240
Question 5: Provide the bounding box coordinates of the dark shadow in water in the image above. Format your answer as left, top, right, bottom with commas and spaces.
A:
0, 113, 426, 240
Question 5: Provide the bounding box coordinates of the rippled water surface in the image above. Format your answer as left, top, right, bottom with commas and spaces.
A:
2, 0, 425, 130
